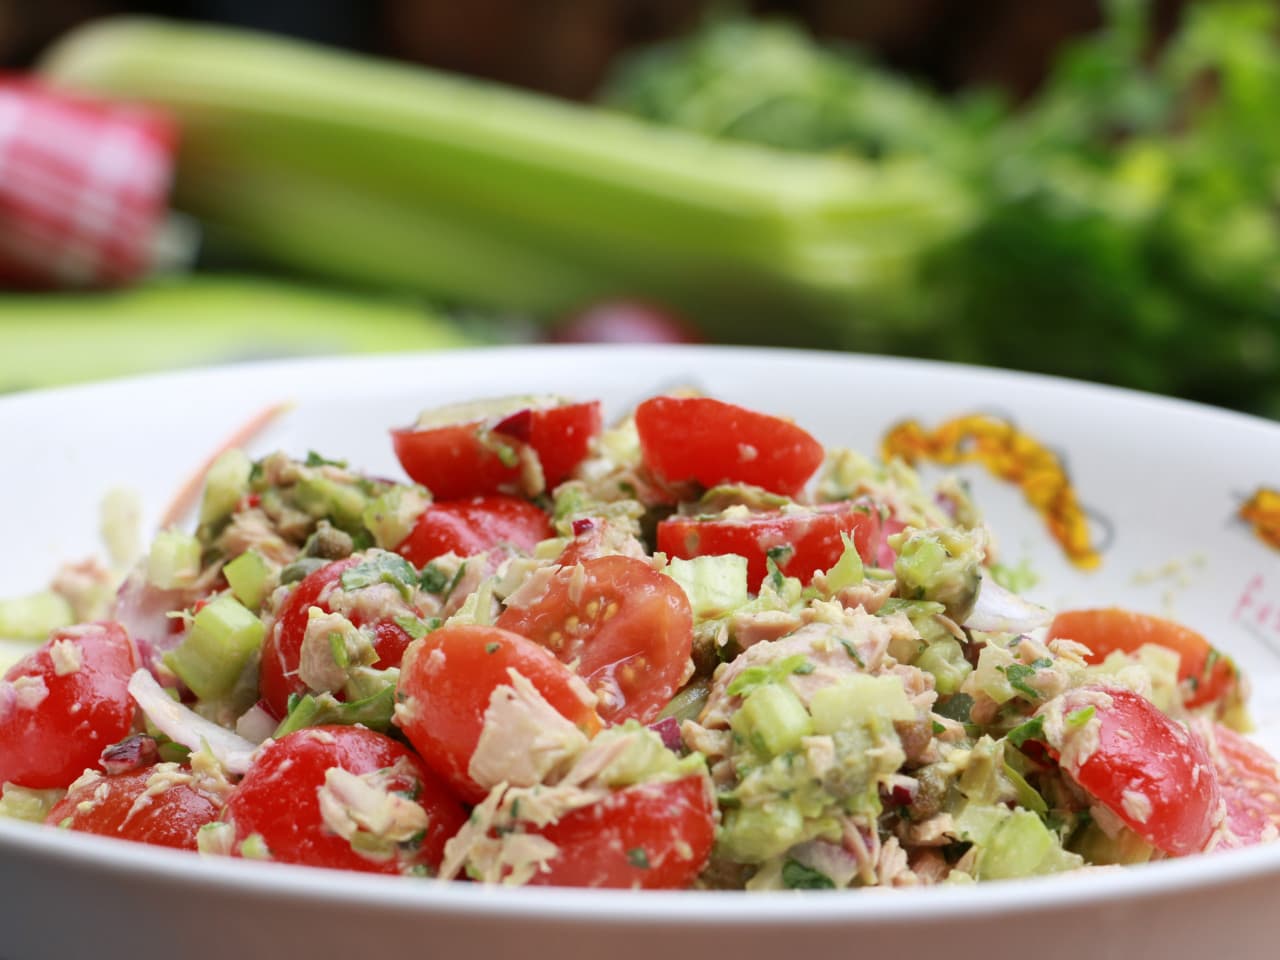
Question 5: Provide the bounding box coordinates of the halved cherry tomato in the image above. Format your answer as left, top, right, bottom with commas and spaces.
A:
657, 501, 878, 592
635, 395, 824, 497
1205, 724, 1280, 847
395, 625, 602, 802
525, 775, 715, 889
396, 495, 553, 567
222, 724, 466, 874
1035, 685, 1221, 856
1047, 608, 1239, 710
496, 555, 693, 725
0, 621, 137, 789
45, 766, 221, 850
391, 399, 601, 499
259, 555, 419, 718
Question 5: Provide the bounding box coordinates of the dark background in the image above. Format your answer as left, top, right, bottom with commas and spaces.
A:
0, 0, 1187, 103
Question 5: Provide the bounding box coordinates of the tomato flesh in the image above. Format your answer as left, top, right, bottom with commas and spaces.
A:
396, 495, 552, 566
223, 724, 466, 873
0, 621, 137, 789
635, 395, 824, 497
1037, 685, 1221, 856
395, 625, 603, 803
259, 556, 418, 718
1047, 608, 1238, 710
46, 766, 221, 850
657, 502, 877, 592
391, 400, 601, 499
496, 554, 693, 725
526, 775, 716, 889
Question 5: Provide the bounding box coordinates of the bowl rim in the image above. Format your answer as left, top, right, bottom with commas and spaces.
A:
3, 343, 1279, 924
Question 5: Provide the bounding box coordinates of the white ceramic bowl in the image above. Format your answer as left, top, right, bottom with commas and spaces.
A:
2, 345, 1278, 960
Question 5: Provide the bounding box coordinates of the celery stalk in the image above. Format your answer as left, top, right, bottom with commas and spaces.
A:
39, 17, 972, 344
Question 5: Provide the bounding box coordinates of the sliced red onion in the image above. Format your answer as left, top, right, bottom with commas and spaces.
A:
111, 571, 193, 676
963, 576, 1053, 635
99, 733, 160, 775
647, 716, 683, 753
127, 669, 258, 774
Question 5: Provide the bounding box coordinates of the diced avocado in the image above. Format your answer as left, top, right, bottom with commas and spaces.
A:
223, 549, 273, 611
362, 485, 430, 550
0, 590, 73, 640
164, 594, 265, 701
717, 801, 809, 863
589, 722, 707, 787
1072, 820, 1156, 866
146, 529, 202, 589
199, 448, 252, 526
955, 802, 1084, 880
914, 636, 973, 695
665, 554, 749, 620
731, 683, 812, 758
807, 674, 915, 736
891, 527, 983, 622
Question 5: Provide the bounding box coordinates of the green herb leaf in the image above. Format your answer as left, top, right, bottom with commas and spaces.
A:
340, 552, 420, 601
626, 847, 651, 869
781, 859, 835, 890
1007, 714, 1045, 748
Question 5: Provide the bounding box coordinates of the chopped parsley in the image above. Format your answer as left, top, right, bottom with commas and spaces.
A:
727, 654, 815, 697
340, 552, 420, 601
1007, 714, 1045, 748
627, 847, 651, 869
781, 859, 835, 890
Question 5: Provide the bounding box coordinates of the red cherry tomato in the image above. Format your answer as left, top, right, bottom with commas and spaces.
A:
395, 625, 603, 803
396, 495, 553, 566
259, 556, 419, 718
222, 724, 466, 874
1206, 724, 1280, 847
0, 621, 137, 789
1036, 685, 1221, 856
1047, 608, 1239, 711
45, 766, 221, 850
496, 555, 693, 725
525, 775, 715, 889
657, 501, 878, 592
634, 395, 824, 497
391, 399, 601, 499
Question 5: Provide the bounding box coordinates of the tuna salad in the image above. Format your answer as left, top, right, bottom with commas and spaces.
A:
1, 391, 1277, 890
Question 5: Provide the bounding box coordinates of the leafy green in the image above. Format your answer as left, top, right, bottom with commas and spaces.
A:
606, 3, 1280, 417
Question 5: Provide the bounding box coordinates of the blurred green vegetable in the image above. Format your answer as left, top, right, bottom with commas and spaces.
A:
38, 16, 971, 352
0, 275, 474, 391
605, 3, 1280, 416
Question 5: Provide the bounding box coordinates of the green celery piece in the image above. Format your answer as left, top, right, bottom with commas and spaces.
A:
38, 17, 972, 344
164, 594, 264, 701
0, 275, 473, 393
223, 550, 272, 611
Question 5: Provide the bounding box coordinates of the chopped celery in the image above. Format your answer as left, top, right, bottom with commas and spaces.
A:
164, 594, 265, 701
717, 802, 809, 863
199, 448, 252, 526
0, 590, 73, 640
822, 534, 865, 593
0, 784, 65, 823
146, 529, 202, 589
272, 685, 396, 737
665, 554, 749, 620
731, 684, 812, 757
223, 549, 272, 611
657, 682, 710, 723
